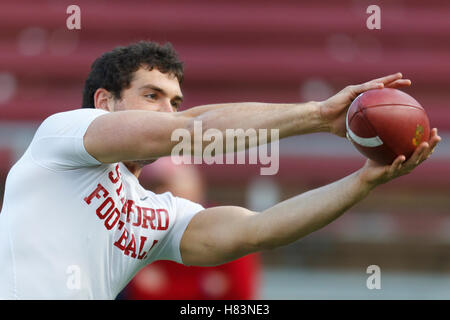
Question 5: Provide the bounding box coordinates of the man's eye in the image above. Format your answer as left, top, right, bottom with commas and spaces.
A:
171, 101, 180, 109
145, 93, 157, 99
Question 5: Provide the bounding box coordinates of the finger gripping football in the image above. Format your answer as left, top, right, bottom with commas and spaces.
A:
346, 88, 430, 165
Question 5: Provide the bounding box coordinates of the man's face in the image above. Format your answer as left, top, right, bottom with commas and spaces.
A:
105, 67, 183, 168
112, 67, 183, 113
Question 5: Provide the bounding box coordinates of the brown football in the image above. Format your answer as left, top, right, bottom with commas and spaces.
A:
346, 88, 430, 165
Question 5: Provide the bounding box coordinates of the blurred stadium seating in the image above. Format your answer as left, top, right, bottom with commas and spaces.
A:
0, 0, 449, 297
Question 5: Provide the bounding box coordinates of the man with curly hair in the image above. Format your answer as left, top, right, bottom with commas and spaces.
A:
0, 41, 440, 299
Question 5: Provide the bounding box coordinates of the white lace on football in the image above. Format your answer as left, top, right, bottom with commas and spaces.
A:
346, 109, 383, 147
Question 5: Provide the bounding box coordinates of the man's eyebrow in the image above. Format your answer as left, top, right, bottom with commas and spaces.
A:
139, 84, 183, 101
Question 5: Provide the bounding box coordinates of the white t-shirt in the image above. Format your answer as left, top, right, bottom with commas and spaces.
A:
0, 109, 204, 300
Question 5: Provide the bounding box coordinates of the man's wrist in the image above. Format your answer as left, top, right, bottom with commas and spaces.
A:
294, 101, 331, 134
316, 100, 334, 134
355, 167, 379, 194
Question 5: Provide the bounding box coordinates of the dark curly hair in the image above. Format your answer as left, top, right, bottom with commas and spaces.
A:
82, 41, 184, 108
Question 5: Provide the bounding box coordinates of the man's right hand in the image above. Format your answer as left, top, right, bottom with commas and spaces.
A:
357, 128, 442, 190
319, 73, 412, 137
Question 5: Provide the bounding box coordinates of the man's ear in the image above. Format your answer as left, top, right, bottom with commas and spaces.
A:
93, 88, 115, 112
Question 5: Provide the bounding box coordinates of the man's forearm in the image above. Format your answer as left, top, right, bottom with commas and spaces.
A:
249, 170, 374, 250
181, 101, 329, 141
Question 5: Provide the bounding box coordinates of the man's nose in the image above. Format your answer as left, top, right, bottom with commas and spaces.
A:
159, 100, 174, 113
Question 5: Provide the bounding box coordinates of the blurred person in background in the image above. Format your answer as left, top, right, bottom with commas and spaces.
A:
120, 157, 261, 300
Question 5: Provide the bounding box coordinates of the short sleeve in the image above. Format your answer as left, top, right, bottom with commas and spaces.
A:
30, 109, 109, 170
153, 196, 205, 265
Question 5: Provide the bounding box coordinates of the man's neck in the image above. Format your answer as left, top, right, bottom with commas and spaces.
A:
123, 161, 143, 179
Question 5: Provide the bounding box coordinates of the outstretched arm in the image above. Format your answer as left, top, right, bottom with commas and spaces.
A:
84, 101, 322, 163
180, 129, 441, 266
84, 73, 410, 163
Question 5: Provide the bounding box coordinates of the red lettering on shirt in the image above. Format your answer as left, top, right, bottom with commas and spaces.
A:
121, 199, 135, 223
116, 183, 123, 196
84, 177, 176, 261
148, 239, 158, 252
104, 208, 120, 230
138, 238, 158, 260
96, 197, 115, 219
156, 209, 169, 231
141, 207, 156, 230
108, 164, 121, 184
137, 236, 149, 260
124, 233, 137, 258
132, 205, 142, 227
114, 228, 129, 251
84, 184, 109, 205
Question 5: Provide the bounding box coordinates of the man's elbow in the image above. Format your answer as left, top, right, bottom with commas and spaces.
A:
239, 211, 279, 253
246, 213, 293, 252
141, 113, 194, 159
